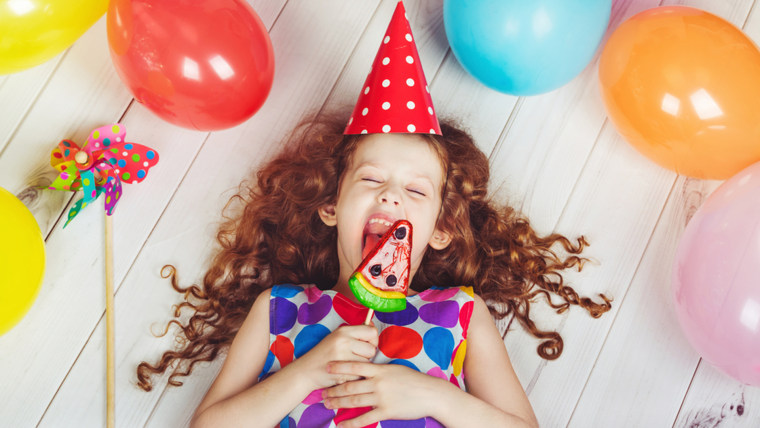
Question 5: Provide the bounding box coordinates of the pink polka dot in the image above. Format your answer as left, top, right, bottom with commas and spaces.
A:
426, 366, 447, 380
304, 286, 323, 304
419, 287, 459, 302
302, 388, 323, 405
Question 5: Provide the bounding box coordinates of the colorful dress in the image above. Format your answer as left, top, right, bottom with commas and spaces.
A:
259, 284, 475, 428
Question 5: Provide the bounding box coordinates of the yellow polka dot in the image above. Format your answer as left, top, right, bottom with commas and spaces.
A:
82, 178, 90, 186
453, 340, 467, 377
112, 124, 120, 134
82, 202, 87, 208
93, 130, 100, 139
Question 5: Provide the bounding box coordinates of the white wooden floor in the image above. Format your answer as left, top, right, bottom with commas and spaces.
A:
1, 0, 759, 426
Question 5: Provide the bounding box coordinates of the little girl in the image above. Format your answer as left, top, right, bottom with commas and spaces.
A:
137, 3, 610, 427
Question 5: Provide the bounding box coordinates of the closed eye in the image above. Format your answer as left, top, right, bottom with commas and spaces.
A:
361, 177, 382, 183
407, 188, 426, 197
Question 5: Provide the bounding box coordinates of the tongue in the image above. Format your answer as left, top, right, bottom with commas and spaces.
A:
362, 234, 383, 259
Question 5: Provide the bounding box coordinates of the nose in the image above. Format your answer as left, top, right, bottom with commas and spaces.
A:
378, 186, 401, 206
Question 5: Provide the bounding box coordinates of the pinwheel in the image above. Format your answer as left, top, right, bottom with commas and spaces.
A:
49, 123, 158, 226
47, 123, 158, 428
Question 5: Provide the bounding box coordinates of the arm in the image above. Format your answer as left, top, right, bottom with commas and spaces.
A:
323, 295, 538, 427
191, 289, 379, 428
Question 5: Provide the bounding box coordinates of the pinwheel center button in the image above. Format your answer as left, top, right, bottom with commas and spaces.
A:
74, 150, 90, 166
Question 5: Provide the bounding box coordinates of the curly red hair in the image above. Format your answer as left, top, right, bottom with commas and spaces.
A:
136, 113, 611, 391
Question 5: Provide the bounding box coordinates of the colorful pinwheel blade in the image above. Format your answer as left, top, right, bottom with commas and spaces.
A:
104, 177, 122, 216
101, 142, 159, 184
84, 124, 127, 151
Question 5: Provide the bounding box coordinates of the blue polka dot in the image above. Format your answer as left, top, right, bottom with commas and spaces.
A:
423, 327, 454, 370
124, 143, 133, 150
272, 284, 304, 298
389, 359, 419, 372
118, 159, 127, 168
137, 170, 146, 179
64, 149, 70, 157
279, 416, 296, 427
259, 350, 275, 379
376, 302, 418, 326
103, 138, 111, 147
271, 297, 297, 335
109, 158, 117, 165
294, 324, 331, 358
146, 150, 156, 160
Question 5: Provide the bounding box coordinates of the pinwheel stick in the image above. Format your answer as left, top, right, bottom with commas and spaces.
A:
105, 214, 115, 428
364, 309, 374, 326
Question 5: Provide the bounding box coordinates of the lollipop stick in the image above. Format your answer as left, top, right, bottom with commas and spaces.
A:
105, 214, 115, 428
364, 309, 375, 325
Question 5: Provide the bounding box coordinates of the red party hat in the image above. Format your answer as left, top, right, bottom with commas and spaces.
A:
344, 1, 441, 135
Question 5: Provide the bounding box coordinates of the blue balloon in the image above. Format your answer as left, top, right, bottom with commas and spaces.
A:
443, 0, 612, 95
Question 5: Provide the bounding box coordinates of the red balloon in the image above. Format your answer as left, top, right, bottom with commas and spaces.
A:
107, 0, 275, 131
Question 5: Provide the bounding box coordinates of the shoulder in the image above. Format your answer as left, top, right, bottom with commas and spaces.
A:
468, 293, 494, 330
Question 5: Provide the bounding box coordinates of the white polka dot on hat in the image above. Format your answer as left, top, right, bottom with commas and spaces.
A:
344, 1, 441, 135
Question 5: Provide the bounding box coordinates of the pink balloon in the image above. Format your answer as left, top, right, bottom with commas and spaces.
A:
107, 0, 275, 131
673, 161, 760, 385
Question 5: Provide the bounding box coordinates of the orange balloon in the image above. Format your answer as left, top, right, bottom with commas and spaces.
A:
599, 6, 760, 179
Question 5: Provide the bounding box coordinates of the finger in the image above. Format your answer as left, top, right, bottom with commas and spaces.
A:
323, 379, 373, 398
337, 408, 384, 428
351, 340, 377, 360
330, 373, 362, 385
345, 324, 379, 345
323, 392, 376, 410
327, 361, 377, 378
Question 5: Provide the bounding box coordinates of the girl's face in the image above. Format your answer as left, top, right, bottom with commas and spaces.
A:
319, 133, 451, 291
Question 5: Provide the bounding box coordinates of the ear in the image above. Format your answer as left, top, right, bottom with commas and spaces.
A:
318, 204, 337, 226
428, 228, 452, 250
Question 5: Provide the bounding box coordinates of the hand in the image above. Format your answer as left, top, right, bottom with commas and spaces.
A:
322, 362, 449, 427
287, 325, 379, 391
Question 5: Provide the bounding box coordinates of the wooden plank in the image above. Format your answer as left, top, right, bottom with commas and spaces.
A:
567, 176, 720, 427
0, 17, 138, 427
507, 1, 756, 426
672, 2, 760, 426
674, 365, 760, 427
0, 58, 61, 156
493, 0, 659, 399
0, 16, 132, 234
567, 0, 757, 426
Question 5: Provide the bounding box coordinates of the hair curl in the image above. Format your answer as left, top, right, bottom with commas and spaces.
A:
136, 113, 611, 391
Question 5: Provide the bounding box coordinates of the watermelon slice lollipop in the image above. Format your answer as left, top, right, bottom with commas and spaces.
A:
349, 220, 412, 314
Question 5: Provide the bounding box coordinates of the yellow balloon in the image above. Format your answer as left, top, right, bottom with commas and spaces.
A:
0, 187, 45, 336
0, 0, 108, 74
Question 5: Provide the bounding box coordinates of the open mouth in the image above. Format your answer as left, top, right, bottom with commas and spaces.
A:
362, 217, 394, 259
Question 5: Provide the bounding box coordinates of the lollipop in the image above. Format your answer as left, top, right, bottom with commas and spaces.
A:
349, 220, 412, 319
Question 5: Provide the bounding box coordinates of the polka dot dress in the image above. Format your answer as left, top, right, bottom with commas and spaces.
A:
260, 284, 475, 428
344, 1, 441, 136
